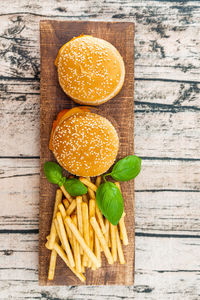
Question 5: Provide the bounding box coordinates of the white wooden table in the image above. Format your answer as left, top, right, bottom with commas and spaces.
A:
0, 1, 200, 299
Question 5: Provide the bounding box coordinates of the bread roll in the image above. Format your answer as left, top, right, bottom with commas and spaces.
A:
55, 35, 125, 105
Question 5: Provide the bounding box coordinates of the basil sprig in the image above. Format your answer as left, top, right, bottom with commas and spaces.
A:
44, 161, 88, 196
63, 178, 88, 197
96, 182, 123, 225
110, 155, 141, 181
97, 155, 141, 225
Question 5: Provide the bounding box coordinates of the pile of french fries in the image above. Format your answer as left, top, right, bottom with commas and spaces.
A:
45, 176, 128, 282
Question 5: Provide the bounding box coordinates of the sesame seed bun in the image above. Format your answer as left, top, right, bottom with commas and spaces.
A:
51, 110, 119, 177
55, 35, 125, 106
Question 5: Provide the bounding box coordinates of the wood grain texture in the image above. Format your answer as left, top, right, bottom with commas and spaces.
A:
40, 20, 135, 285
1, 0, 200, 298
1, 233, 200, 299
1, 82, 200, 158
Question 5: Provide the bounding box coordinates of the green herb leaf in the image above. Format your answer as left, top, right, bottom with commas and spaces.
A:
96, 182, 123, 225
63, 178, 88, 196
110, 155, 142, 181
44, 161, 64, 186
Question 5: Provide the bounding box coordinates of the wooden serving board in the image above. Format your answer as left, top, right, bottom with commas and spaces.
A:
39, 20, 134, 286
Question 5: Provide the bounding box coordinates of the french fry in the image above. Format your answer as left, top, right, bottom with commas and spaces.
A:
47, 189, 62, 249
56, 212, 75, 268
47, 234, 60, 280
82, 202, 90, 267
85, 177, 96, 200
88, 199, 95, 268
95, 176, 101, 188
90, 217, 113, 265
58, 206, 74, 251
47, 223, 57, 250
58, 203, 67, 219
54, 218, 62, 243
110, 223, 117, 262
76, 196, 83, 254
72, 215, 82, 273
66, 199, 77, 215
53, 242, 85, 282
94, 234, 101, 268
104, 218, 110, 246
60, 185, 73, 203
89, 199, 95, 252
48, 249, 57, 280
45, 240, 52, 250
88, 188, 95, 200
119, 212, 128, 245
64, 222, 74, 252
79, 177, 97, 192
96, 205, 106, 234
65, 216, 100, 268
115, 182, 129, 245
116, 227, 125, 264
63, 198, 70, 209
82, 194, 88, 203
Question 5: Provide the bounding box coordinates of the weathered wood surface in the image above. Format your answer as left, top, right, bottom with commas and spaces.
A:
0, 233, 200, 299
1, 84, 200, 158
0, 0, 200, 298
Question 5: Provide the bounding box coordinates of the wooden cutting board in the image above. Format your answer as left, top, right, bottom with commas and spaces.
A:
39, 20, 135, 286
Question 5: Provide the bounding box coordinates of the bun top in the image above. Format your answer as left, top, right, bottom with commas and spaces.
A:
55, 35, 125, 106
52, 111, 119, 176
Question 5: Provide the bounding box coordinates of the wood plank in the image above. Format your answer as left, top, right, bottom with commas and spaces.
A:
1, 86, 200, 158
0, 158, 200, 234
1, 79, 200, 109
0, 3, 200, 81
0, 233, 200, 299
39, 20, 134, 285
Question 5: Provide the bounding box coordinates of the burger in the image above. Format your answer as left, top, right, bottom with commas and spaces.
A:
55, 35, 125, 105
49, 107, 119, 177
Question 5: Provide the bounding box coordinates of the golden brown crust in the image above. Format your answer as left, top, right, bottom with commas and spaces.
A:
56, 35, 125, 106
52, 111, 119, 176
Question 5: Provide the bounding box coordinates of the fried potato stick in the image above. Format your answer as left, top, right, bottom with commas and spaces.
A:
63, 198, 70, 209
47, 189, 62, 250
79, 177, 97, 192
82, 202, 90, 267
66, 199, 77, 216
115, 182, 129, 245
95, 176, 101, 188
72, 215, 82, 273
110, 223, 117, 262
58, 203, 67, 219
48, 249, 57, 280
60, 185, 73, 203
90, 217, 113, 265
56, 212, 75, 268
96, 205, 106, 234
116, 226, 125, 264
89, 199, 95, 252
53, 242, 85, 282
65, 216, 100, 268
76, 196, 83, 254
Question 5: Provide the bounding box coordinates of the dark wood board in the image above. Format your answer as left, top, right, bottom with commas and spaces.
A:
39, 20, 134, 286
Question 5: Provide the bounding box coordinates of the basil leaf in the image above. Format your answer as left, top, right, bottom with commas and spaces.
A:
110, 155, 142, 181
44, 161, 63, 185
96, 182, 123, 225
63, 178, 88, 196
